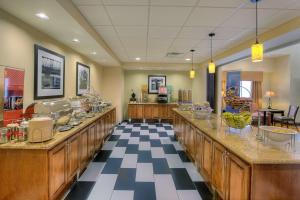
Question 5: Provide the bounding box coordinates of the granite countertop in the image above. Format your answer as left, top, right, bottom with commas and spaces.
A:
0, 107, 115, 150
173, 108, 300, 165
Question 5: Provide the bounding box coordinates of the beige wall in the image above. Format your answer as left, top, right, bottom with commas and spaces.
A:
192, 67, 207, 104
0, 9, 103, 108
101, 67, 124, 123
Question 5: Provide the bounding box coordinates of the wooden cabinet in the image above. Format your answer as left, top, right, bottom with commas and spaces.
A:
136, 105, 144, 119
49, 142, 67, 200
158, 105, 168, 119
226, 153, 250, 200
202, 134, 213, 182
96, 119, 103, 150
67, 134, 80, 182
128, 104, 137, 119
212, 142, 227, 199
80, 128, 89, 170
143, 105, 152, 119
88, 124, 96, 159
194, 131, 202, 169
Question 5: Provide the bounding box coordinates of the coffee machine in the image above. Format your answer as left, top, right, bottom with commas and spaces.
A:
157, 86, 168, 103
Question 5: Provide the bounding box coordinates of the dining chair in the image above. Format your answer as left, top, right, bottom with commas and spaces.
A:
273, 105, 299, 131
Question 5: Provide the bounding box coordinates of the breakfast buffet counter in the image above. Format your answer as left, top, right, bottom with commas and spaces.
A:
173, 108, 300, 200
0, 107, 116, 200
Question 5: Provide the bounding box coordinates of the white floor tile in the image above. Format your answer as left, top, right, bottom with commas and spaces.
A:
132, 127, 141, 131
110, 190, 134, 200
157, 127, 165, 132
139, 141, 151, 151
121, 154, 138, 168
149, 133, 160, 140
88, 174, 118, 200
128, 137, 140, 144
177, 190, 202, 200
148, 125, 156, 129
140, 130, 149, 135
166, 130, 175, 136
119, 133, 131, 139
154, 175, 179, 200
102, 141, 118, 150
136, 163, 154, 182
184, 163, 204, 182
110, 147, 126, 158
173, 142, 184, 151
165, 154, 184, 168
79, 162, 105, 182
113, 130, 122, 135
151, 147, 165, 158
160, 138, 172, 144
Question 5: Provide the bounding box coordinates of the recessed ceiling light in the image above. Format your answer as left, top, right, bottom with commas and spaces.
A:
35, 12, 49, 20
91, 51, 97, 55
72, 38, 80, 43
185, 58, 191, 61
135, 57, 141, 61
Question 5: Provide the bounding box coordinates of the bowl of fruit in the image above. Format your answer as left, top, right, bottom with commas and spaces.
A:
222, 112, 252, 130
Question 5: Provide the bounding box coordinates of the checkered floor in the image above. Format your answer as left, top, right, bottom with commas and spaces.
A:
65, 122, 212, 200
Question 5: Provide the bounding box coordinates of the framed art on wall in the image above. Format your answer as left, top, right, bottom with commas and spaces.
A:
34, 44, 65, 99
76, 62, 90, 96
148, 75, 166, 94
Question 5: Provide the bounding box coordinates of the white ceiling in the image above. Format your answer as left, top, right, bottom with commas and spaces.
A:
73, 0, 300, 63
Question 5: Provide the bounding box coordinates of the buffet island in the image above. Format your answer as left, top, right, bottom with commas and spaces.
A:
0, 106, 116, 200
173, 108, 300, 200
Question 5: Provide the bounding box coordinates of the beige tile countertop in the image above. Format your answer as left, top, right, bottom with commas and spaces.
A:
129, 102, 178, 105
174, 109, 300, 165
0, 107, 115, 150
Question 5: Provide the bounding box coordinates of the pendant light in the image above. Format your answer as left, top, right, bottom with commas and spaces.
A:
189, 49, 195, 79
208, 33, 216, 74
251, 0, 263, 62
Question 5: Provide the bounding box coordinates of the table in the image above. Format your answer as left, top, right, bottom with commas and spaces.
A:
258, 108, 284, 125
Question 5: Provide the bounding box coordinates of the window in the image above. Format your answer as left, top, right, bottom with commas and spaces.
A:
240, 81, 252, 98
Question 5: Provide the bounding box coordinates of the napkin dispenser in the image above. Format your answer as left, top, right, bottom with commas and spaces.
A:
28, 117, 54, 143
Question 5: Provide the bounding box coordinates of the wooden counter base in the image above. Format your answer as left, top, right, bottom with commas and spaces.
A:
0, 107, 116, 200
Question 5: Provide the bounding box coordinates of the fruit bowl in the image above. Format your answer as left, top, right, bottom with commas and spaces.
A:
222, 112, 252, 129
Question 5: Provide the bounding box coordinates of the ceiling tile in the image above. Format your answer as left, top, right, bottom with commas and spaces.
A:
78, 5, 111, 25
213, 27, 249, 40
259, 10, 300, 29
102, 0, 149, 6
150, 6, 193, 26
151, 0, 198, 6
220, 8, 278, 29
169, 38, 200, 53
148, 26, 181, 38
72, 0, 102, 5
177, 27, 214, 40
243, 0, 298, 9
186, 7, 235, 26
105, 6, 148, 25
115, 26, 147, 38
198, 0, 246, 8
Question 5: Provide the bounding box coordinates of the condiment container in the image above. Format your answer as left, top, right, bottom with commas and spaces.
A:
0, 128, 8, 144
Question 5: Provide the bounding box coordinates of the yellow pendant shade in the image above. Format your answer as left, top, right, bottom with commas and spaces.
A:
251, 42, 264, 63
190, 69, 195, 79
208, 62, 215, 74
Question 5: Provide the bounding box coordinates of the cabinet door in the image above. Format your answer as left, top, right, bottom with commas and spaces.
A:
167, 105, 177, 119
67, 134, 80, 182
96, 120, 102, 149
152, 105, 159, 118
194, 131, 202, 169
136, 105, 144, 119
226, 153, 250, 200
183, 122, 190, 148
49, 142, 67, 200
189, 126, 196, 159
88, 124, 96, 158
158, 105, 168, 119
212, 142, 227, 199
80, 128, 89, 170
202, 134, 213, 182
144, 105, 152, 119
128, 105, 137, 119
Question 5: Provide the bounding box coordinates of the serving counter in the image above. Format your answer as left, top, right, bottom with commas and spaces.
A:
173, 108, 300, 200
0, 107, 116, 200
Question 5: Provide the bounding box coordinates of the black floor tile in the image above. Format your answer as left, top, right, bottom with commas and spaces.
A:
131, 131, 140, 137
162, 144, 177, 154
108, 135, 120, 141
170, 168, 195, 190
140, 135, 150, 141
134, 182, 156, 200
164, 126, 172, 130
150, 139, 162, 147
194, 182, 213, 200
177, 151, 191, 162
156, 123, 163, 127
123, 128, 132, 133
101, 158, 123, 174
158, 132, 168, 137
65, 181, 95, 200
141, 126, 148, 130
117, 126, 125, 130
149, 129, 157, 133
114, 168, 136, 190
169, 135, 177, 141
125, 144, 139, 154
152, 158, 170, 174
93, 150, 112, 162
138, 151, 152, 163
133, 123, 141, 127
116, 139, 129, 147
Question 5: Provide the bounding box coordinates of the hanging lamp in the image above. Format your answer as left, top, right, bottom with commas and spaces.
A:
251, 0, 263, 62
208, 33, 216, 74
189, 49, 195, 79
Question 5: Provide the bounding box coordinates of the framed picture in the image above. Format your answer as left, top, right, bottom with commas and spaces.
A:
76, 62, 90, 96
34, 44, 65, 99
148, 75, 166, 94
